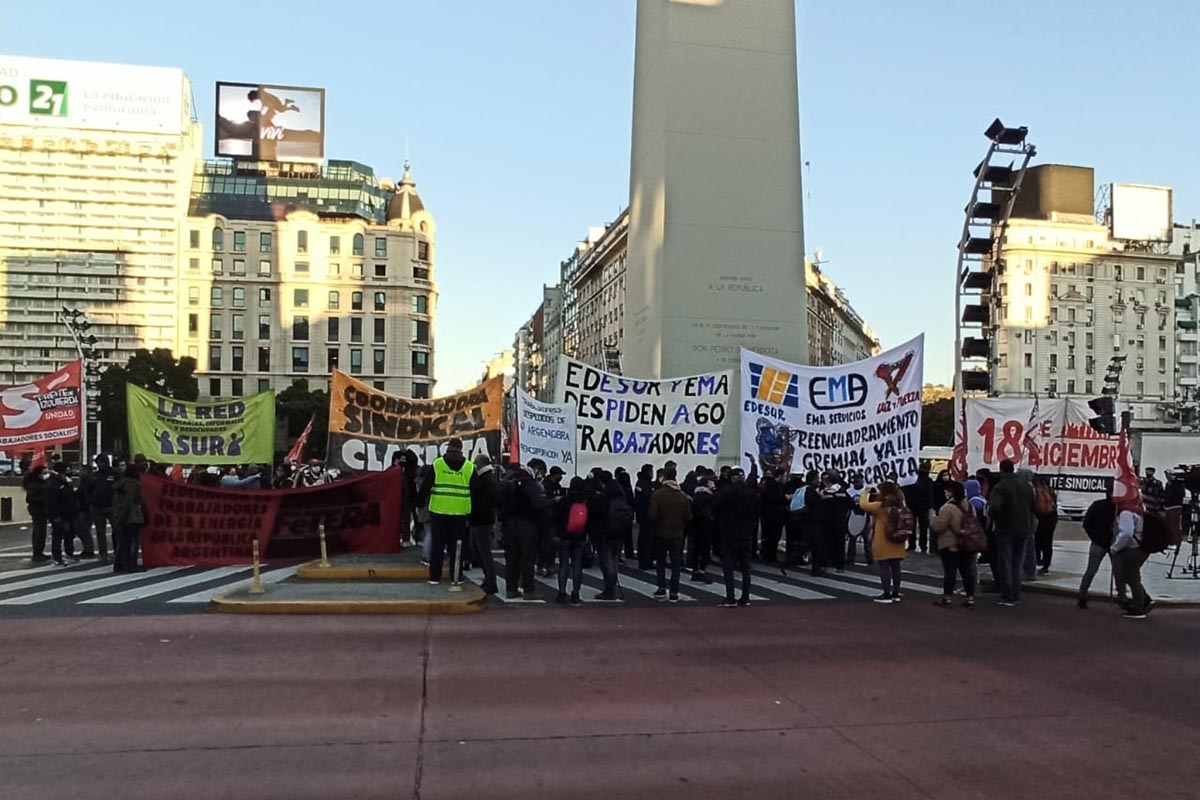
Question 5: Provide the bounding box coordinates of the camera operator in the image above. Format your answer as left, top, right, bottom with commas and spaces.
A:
1141, 467, 1166, 514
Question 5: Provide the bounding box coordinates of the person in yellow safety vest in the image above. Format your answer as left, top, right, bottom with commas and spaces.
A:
427, 437, 475, 584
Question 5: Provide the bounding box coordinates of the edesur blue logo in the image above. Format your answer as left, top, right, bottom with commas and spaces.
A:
808, 373, 868, 410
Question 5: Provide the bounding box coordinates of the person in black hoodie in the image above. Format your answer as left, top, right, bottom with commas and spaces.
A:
757, 471, 787, 563
500, 459, 551, 600
634, 464, 656, 569
688, 471, 717, 581
817, 471, 854, 574
614, 467, 636, 559
468, 453, 500, 595
538, 466, 566, 577
903, 467, 936, 553
715, 467, 758, 607
1077, 495, 1123, 610
23, 466, 50, 563
47, 461, 80, 565
88, 457, 118, 564
600, 476, 634, 599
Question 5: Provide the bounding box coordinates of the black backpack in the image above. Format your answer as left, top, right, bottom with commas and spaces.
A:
1138, 511, 1172, 555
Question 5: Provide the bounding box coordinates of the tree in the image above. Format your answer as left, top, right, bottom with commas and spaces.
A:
97, 349, 199, 456
275, 380, 329, 460
921, 397, 956, 448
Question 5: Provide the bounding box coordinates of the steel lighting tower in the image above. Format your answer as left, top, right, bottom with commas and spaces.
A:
953, 119, 1037, 428
56, 307, 104, 464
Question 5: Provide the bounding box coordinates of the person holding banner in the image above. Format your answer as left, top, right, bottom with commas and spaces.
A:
426, 438, 475, 585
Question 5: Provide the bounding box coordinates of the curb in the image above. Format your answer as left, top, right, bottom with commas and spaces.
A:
295, 560, 447, 581
211, 591, 486, 615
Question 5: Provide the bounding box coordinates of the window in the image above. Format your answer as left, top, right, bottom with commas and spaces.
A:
328, 317, 340, 342
1024, 307, 1032, 323
374, 263, 387, 278
351, 318, 363, 343
232, 287, 245, 308
232, 258, 245, 275
188, 258, 199, 271
259, 260, 271, 276
231, 346, 244, 372
327, 348, 340, 371
329, 262, 341, 277
351, 291, 363, 311
1160, 382, 1168, 397
1049, 379, 1058, 394
412, 319, 430, 345
1086, 332, 1094, 349
1085, 285, 1093, 302
1137, 380, 1145, 395
412, 351, 429, 375
212, 258, 223, 274
373, 291, 386, 311
1086, 380, 1093, 394
1067, 379, 1075, 394
328, 291, 340, 310
210, 345, 222, 371
374, 381, 386, 391
258, 315, 271, 340
212, 228, 224, 251
1024, 378, 1033, 392
294, 289, 309, 308
231, 378, 244, 397
373, 318, 385, 343
188, 286, 199, 305
297, 230, 308, 253
1159, 357, 1167, 371
188, 313, 198, 336
295, 261, 309, 274
210, 313, 222, 339
350, 349, 363, 375
413, 295, 428, 314
374, 237, 387, 257
292, 347, 309, 373
1137, 266, 1146, 281
294, 315, 309, 341
373, 349, 386, 374
1160, 336, 1168, 350
233, 231, 246, 252
413, 264, 429, 281
258, 347, 270, 371
209, 378, 221, 396
258, 378, 271, 393
1049, 353, 1058, 368
352, 262, 364, 278
231, 313, 244, 340
260, 232, 272, 253
189, 230, 200, 249
418, 241, 429, 261
352, 233, 364, 256
258, 288, 271, 308
1024, 283, 1032, 296
1023, 353, 1032, 367
211, 287, 223, 307
329, 235, 341, 255
1067, 353, 1076, 369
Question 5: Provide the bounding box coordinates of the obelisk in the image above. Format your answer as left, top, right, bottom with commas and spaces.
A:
625, 0, 808, 378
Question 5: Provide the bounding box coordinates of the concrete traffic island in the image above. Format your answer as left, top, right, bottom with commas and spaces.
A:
214, 550, 482, 614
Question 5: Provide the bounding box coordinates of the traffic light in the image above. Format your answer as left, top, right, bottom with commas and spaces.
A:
1087, 396, 1117, 435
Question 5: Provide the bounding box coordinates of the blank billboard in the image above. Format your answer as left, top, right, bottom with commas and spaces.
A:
215, 82, 324, 162
1111, 183, 1172, 242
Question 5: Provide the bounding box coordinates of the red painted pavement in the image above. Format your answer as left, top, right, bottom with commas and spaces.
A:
2, 599, 1200, 799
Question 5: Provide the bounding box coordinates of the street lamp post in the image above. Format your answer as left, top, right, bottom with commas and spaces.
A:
55, 307, 102, 466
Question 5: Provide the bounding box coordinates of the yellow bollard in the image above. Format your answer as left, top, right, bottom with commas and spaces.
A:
318, 523, 331, 568
248, 538, 265, 595
448, 539, 464, 593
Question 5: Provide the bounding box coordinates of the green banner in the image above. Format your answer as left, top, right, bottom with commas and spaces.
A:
126, 384, 275, 464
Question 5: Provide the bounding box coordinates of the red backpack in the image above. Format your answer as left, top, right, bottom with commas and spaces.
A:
566, 501, 589, 535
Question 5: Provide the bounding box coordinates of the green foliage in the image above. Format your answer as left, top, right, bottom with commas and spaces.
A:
97, 349, 198, 455
275, 380, 329, 460
921, 397, 955, 448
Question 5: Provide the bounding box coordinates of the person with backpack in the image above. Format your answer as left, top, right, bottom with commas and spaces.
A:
556, 477, 590, 605
648, 466, 692, 602
1111, 498, 1153, 619
500, 459, 550, 600
715, 467, 759, 607
597, 476, 634, 600
859, 481, 909, 602
757, 471, 787, 564
1078, 496, 1122, 610
930, 481, 977, 608
1033, 477, 1058, 575
986, 459, 1036, 607
688, 472, 717, 582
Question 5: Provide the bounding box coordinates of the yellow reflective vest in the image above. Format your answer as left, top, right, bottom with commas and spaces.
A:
428, 456, 474, 516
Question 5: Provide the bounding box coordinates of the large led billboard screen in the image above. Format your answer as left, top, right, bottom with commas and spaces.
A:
215, 82, 324, 162
1111, 183, 1172, 243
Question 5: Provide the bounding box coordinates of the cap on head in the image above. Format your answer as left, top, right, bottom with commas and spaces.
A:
446, 437, 464, 452
549, 466, 565, 476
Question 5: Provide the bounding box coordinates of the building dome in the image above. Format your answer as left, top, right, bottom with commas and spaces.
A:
386, 160, 424, 223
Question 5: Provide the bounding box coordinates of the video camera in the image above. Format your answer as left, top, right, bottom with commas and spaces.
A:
1167, 464, 1200, 500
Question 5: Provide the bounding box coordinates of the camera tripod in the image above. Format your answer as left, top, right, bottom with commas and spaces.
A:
1166, 496, 1200, 580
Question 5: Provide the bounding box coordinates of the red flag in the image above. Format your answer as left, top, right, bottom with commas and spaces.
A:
1112, 422, 1144, 512
1021, 397, 1043, 466
508, 420, 519, 464
949, 407, 968, 481
168, 463, 185, 482
0, 362, 83, 451
29, 448, 47, 470
286, 415, 315, 464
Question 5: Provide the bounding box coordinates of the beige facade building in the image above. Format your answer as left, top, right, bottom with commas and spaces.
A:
805, 259, 880, 366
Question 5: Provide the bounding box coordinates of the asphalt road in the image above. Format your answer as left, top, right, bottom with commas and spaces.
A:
2, 592, 1198, 799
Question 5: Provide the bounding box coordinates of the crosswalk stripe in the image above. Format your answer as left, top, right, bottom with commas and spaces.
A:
739, 573, 833, 601
763, 570, 885, 598
837, 568, 940, 595
81, 566, 252, 604
0, 564, 108, 592
167, 566, 297, 603
623, 566, 773, 602
0, 567, 185, 605
610, 569, 696, 602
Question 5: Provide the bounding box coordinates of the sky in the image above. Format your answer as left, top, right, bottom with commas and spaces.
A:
3, 0, 1197, 393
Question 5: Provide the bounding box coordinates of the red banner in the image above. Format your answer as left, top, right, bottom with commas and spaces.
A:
0, 361, 82, 451
141, 469, 403, 567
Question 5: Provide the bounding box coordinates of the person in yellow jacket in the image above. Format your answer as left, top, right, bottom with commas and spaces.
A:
859, 481, 908, 603
427, 438, 474, 585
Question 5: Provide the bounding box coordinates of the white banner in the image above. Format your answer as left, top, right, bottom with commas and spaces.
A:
515, 387, 577, 475
739, 335, 925, 484
555, 356, 730, 473
963, 397, 1120, 513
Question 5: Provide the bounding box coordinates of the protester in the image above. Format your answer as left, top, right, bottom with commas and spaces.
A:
500, 459, 550, 600
1140, 467, 1166, 514
1017, 468, 1040, 581
539, 465, 566, 577
634, 464, 656, 569
111, 462, 144, 573
688, 472, 716, 582
615, 467, 636, 559
758, 470, 787, 563
426, 438, 474, 585
859, 481, 908, 603
597, 476, 633, 600
47, 461, 80, 565
987, 459, 1036, 606
1111, 498, 1153, 619
87, 457, 117, 564
220, 465, 261, 489
715, 467, 758, 607
23, 466, 50, 563
400, 449, 420, 545
1033, 476, 1058, 575
816, 471, 852, 574
74, 465, 97, 559
1078, 495, 1122, 610
930, 481, 976, 607
903, 467, 936, 553
845, 472, 873, 566
467, 453, 499, 596
648, 466, 691, 602
557, 477, 590, 605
